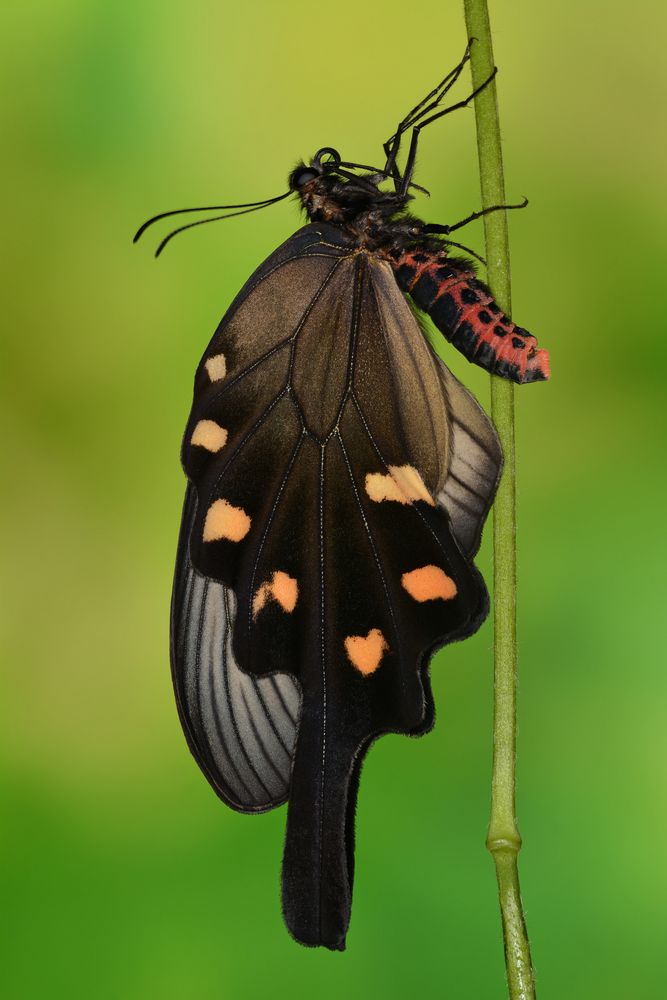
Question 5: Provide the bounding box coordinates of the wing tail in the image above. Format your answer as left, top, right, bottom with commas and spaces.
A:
281, 711, 362, 951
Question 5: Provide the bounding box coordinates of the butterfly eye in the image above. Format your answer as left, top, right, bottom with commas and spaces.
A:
292, 170, 319, 188
290, 167, 320, 190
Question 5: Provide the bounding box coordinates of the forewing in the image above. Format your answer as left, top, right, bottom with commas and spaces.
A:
171, 228, 351, 811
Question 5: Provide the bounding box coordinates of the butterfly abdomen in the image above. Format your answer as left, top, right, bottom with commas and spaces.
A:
391, 248, 550, 384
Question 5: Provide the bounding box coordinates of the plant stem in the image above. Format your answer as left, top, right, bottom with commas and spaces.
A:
462, 2, 537, 997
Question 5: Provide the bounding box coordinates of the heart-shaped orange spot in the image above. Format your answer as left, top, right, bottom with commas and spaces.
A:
344, 628, 388, 676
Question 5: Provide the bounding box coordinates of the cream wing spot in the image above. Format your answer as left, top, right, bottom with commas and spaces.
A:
252, 571, 298, 618
203, 499, 251, 543
401, 565, 457, 602
204, 353, 227, 381
344, 629, 388, 676
365, 465, 435, 506
190, 419, 228, 453
365, 472, 404, 504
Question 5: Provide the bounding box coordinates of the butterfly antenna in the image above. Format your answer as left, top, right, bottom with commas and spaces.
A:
153, 198, 292, 257
133, 191, 290, 245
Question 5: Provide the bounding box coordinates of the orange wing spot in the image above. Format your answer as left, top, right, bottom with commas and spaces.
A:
190, 419, 228, 453
365, 465, 435, 506
401, 565, 457, 602
344, 628, 388, 676
203, 499, 251, 543
252, 571, 299, 618
204, 353, 227, 381
271, 571, 298, 613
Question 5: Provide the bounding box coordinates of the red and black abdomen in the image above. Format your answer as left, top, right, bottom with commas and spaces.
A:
391, 248, 550, 384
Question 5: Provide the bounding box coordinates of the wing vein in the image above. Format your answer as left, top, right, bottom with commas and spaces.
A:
249, 677, 293, 760
442, 488, 483, 518
350, 393, 445, 552
236, 250, 345, 304
452, 449, 496, 485
211, 257, 344, 408
447, 470, 487, 503
247, 434, 305, 637
369, 273, 442, 462
191, 577, 255, 801
220, 585, 274, 799
239, 686, 289, 786
208, 388, 288, 495
201, 583, 256, 800
336, 430, 402, 653
206, 340, 291, 404
287, 257, 348, 391
361, 276, 415, 464
269, 675, 297, 727
451, 417, 496, 461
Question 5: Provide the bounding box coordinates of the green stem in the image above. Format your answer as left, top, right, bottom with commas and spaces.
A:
462, 3, 536, 998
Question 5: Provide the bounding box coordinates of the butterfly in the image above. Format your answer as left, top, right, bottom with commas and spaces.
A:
136, 42, 549, 951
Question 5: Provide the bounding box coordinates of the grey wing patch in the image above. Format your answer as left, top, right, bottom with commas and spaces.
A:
171, 486, 300, 812
435, 357, 503, 556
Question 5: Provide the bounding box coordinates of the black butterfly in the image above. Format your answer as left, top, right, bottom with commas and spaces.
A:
136, 43, 548, 951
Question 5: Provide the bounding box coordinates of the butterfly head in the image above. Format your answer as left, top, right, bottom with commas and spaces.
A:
289, 147, 406, 226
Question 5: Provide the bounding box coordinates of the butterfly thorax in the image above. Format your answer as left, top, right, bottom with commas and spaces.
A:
294, 169, 438, 255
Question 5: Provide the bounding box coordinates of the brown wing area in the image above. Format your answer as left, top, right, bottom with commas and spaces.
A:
355, 258, 451, 496
173, 227, 499, 951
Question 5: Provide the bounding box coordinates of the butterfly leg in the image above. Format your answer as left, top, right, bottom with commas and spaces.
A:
382, 40, 474, 186
398, 68, 497, 197
423, 197, 529, 236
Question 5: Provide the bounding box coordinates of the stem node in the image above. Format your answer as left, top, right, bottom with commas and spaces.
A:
486, 834, 522, 855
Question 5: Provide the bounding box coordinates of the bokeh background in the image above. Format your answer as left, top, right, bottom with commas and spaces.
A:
2, 1, 665, 996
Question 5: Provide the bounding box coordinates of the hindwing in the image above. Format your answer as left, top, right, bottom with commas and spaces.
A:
171, 484, 300, 810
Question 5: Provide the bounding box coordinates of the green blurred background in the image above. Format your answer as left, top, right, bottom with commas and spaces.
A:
2, 0, 665, 996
